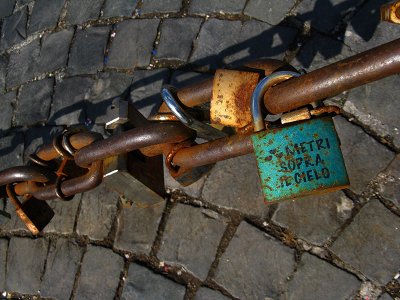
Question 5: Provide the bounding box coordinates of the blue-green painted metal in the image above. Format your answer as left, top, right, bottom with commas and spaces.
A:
251, 117, 349, 203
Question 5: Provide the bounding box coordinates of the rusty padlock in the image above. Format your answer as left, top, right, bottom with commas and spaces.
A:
6, 184, 55, 235
250, 71, 350, 203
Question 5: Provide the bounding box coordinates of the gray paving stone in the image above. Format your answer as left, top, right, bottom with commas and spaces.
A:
0, 8, 27, 51
169, 70, 212, 89
107, 19, 160, 69
379, 293, 394, 300
343, 75, 400, 150
156, 18, 202, 61
0, 239, 7, 291
114, 201, 165, 255
0, 0, 15, 18
16, 0, 30, 6
330, 199, 400, 284
244, 0, 295, 25
0, 203, 30, 232
76, 185, 119, 240
194, 287, 230, 300
121, 263, 186, 300
66, 0, 103, 25
333, 116, 395, 194
49, 76, 94, 125
141, 0, 181, 13
15, 78, 53, 126
190, 19, 296, 70
189, 0, 246, 14
75, 245, 124, 300
102, 0, 138, 18
202, 154, 269, 217
6, 237, 48, 294
293, 34, 354, 70
6, 39, 40, 88
272, 191, 353, 245
158, 203, 227, 280
43, 195, 81, 234
377, 155, 400, 209
28, 0, 65, 34
295, 0, 356, 33
129, 69, 169, 118
68, 26, 110, 76
0, 55, 7, 93
0, 92, 15, 132
214, 222, 295, 299
344, 0, 400, 53
37, 29, 74, 74
285, 253, 360, 299
40, 238, 83, 300
0, 133, 24, 169
87, 71, 133, 124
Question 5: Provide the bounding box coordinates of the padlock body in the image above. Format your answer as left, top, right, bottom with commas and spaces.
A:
252, 117, 349, 203
18, 198, 55, 234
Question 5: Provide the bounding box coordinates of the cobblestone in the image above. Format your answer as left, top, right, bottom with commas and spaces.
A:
129, 69, 170, 117
295, 0, 356, 33
121, 263, 186, 300
272, 191, 353, 245
141, 0, 181, 14
0, 239, 7, 291
189, 0, 246, 15
377, 156, 400, 209
244, 0, 295, 25
202, 154, 268, 217
285, 253, 360, 299
194, 287, 230, 300
0, 92, 15, 132
37, 29, 74, 74
0, 0, 15, 18
156, 18, 202, 62
28, 0, 65, 34
0, 133, 24, 169
107, 19, 160, 70
344, 0, 400, 53
6, 39, 40, 88
66, 0, 103, 25
87, 71, 133, 124
15, 78, 53, 126
40, 238, 83, 300
333, 116, 395, 194
75, 245, 124, 300
114, 201, 165, 255
76, 185, 119, 240
330, 199, 400, 284
68, 26, 109, 76
214, 222, 295, 299
0, 55, 7, 93
158, 203, 227, 280
0, 8, 27, 51
102, 0, 138, 18
5, 237, 48, 294
49, 76, 94, 125
343, 75, 400, 150
293, 34, 354, 70
43, 196, 81, 234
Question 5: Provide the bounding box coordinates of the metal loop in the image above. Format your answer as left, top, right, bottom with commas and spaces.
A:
61, 131, 77, 157
55, 176, 74, 201
52, 134, 74, 159
251, 71, 301, 132
165, 140, 194, 174
29, 154, 50, 168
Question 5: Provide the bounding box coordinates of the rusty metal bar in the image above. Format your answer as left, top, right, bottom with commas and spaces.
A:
74, 123, 194, 168
173, 133, 253, 169
0, 166, 54, 186
264, 38, 400, 114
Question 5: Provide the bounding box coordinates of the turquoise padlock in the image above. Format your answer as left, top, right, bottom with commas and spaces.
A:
250, 72, 349, 203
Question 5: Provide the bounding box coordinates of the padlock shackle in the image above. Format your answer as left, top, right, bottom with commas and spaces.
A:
264, 37, 400, 114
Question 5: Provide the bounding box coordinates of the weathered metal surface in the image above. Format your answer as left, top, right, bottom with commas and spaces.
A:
281, 108, 311, 125
251, 117, 349, 203
211, 69, 259, 128
0, 166, 54, 186
381, 1, 400, 24
264, 38, 400, 114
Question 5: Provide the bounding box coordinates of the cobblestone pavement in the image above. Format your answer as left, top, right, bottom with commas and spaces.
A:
0, 0, 399, 299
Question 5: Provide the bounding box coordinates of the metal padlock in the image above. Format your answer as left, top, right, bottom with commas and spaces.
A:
250, 72, 349, 203
6, 184, 55, 235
